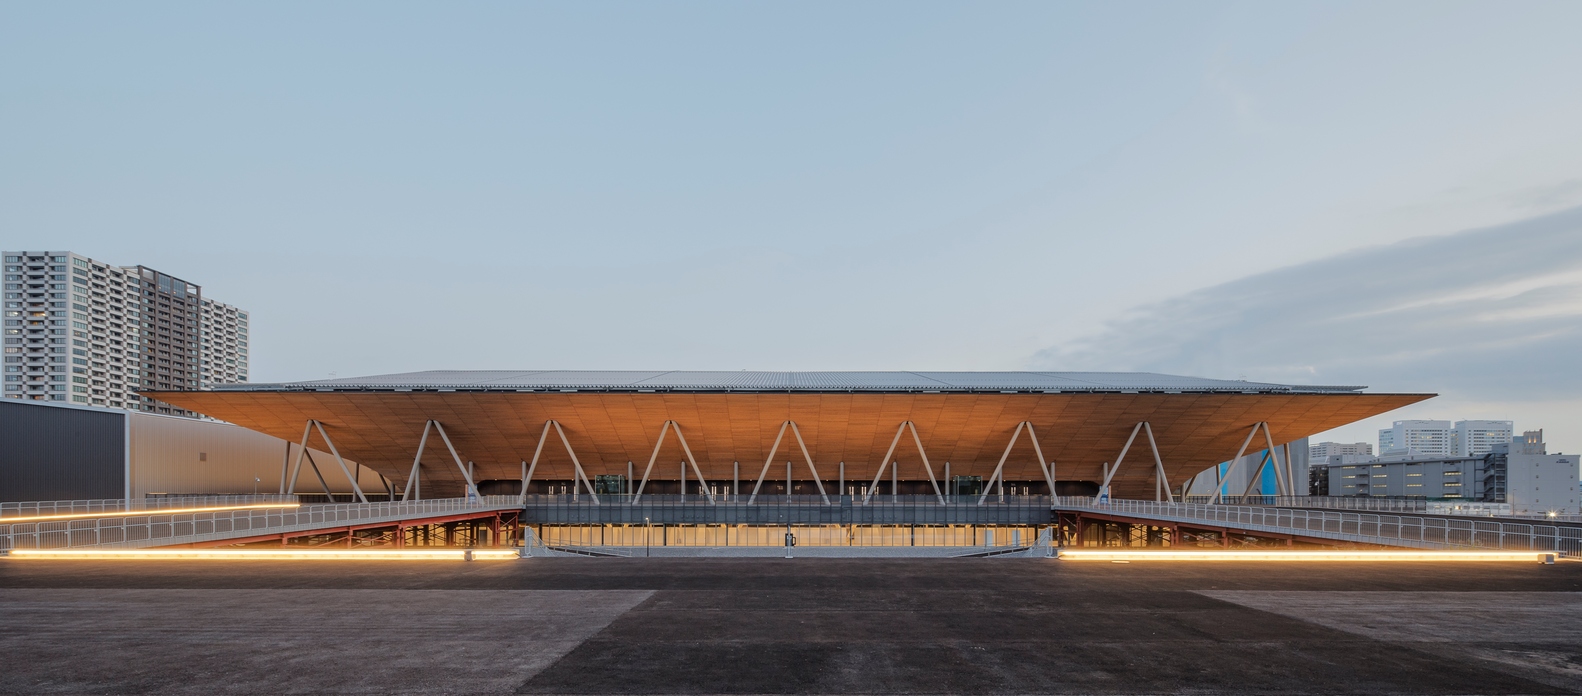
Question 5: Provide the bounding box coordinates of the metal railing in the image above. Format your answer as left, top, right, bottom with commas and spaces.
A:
1501, 512, 1582, 524
1055, 497, 1582, 556
0, 495, 300, 521
0, 496, 520, 552
521, 494, 1053, 526
1182, 495, 1578, 522
1181, 495, 1435, 511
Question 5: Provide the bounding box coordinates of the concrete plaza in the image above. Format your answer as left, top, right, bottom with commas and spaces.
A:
1, 558, 1578, 694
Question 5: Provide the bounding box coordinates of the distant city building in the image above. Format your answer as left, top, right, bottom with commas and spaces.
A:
3, 252, 141, 409
3, 250, 250, 417
1329, 456, 1482, 499
130, 265, 203, 416
1379, 420, 1452, 458
1307, 442, 1374, 495
1512, 429, 1546, 455
1378, 448, 1429, 460
1453, 420, 1513, 457
1315, 429, 1578, 515
199, 298, 249, 388
1315, 454, 1377, 468
1483, 431, 1577, 516
1310, 441, 1373, 459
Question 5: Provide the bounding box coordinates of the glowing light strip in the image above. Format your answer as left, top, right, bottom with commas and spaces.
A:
0, 504, 301, 524
6, 548, 521, 561
1057, 549, 1557, 562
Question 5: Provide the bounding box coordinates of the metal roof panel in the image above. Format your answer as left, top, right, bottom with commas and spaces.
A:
214, 370, 1366, 394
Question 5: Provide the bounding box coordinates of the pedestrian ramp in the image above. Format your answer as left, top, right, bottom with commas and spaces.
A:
1054, 498, 1582, 556
0, 496, 522, 552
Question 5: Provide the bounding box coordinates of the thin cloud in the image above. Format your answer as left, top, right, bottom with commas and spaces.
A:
1030, 204, 1582, 401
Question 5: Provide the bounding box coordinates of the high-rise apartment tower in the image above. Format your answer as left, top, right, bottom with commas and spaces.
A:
3, 250, 249, 416
198, 297, 249, 388
131, 266, 202, 416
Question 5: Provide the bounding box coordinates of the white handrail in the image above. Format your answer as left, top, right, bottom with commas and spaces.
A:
0, 496, 520, 551
0, 494, 300, 520
1054, 497, 1582, 555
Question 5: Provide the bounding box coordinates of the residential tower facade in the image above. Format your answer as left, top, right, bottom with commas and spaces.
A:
3, 250, 250, 416
199, 297, 250, 388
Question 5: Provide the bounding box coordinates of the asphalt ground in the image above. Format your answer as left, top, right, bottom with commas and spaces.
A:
1, 558, 1579, 695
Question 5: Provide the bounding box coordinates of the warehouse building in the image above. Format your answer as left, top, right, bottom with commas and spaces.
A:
0, 399, 384, 503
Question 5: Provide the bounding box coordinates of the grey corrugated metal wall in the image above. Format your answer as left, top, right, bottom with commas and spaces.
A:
0, 400, 126, 502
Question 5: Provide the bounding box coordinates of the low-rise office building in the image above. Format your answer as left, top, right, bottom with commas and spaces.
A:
1309, 441, 1372, 459
1483, 432, 1578, 516
1329, 456, 1483, 499
1319, 430, 1579, 515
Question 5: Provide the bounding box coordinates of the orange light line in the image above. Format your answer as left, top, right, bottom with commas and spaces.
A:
1056, 549, 1558, 562
6, 548, 521, 561
0, 503, 301, 524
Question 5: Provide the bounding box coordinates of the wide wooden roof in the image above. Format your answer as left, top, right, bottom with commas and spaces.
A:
147, 389, 1430, 499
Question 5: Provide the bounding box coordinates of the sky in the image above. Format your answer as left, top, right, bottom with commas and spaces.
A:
4, 1, 1581, 453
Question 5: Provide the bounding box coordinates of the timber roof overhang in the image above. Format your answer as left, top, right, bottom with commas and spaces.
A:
146, 371, 1433, 500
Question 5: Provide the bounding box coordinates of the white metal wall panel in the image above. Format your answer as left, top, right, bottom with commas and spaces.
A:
129, 413, 380, 497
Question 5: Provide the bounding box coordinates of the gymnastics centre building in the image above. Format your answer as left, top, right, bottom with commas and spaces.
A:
90, 369, 1444, 552
151, 370, 1427, 497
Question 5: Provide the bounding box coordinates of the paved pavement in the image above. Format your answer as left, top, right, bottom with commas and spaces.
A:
0, 588, 650, 695
1, 557, 1579, 694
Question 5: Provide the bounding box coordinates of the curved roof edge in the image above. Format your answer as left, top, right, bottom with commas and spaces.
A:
211, 370, 1372, 395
